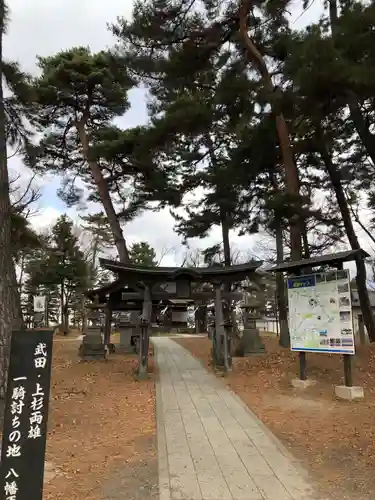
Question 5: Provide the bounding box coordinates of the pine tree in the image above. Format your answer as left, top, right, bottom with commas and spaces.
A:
129, 241, 158, 266
29, 47, 135, 262
24, 216, 88, 334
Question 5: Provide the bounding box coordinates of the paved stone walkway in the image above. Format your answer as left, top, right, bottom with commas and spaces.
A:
153, 337, 325, 500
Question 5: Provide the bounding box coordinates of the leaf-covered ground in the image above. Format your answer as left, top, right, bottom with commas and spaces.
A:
44, 338, 157, 500
175, 335, 375, 500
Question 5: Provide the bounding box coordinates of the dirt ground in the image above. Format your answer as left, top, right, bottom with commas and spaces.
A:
175, 335, 375, 500
44, 338, 157, 500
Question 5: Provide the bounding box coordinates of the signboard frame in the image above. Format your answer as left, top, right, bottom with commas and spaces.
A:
287, 269, 355, 355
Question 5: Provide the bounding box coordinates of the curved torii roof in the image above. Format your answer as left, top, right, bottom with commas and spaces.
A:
85, 258, 263, 301
99, 258, 263, 283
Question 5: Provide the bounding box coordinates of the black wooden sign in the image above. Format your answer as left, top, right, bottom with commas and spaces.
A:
0, 329, 54, 500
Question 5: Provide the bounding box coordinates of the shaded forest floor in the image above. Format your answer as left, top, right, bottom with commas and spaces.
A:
44, 338, 157, 500
175, 335, 375, 500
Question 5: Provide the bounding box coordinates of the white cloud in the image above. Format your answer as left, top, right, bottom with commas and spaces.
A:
5, 0, 133, 73
29, 206, 63, 230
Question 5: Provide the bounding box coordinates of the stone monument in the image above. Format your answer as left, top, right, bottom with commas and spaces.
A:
235, 296, 266, 356
117, 311, 141, 354
79, 300, 107, 361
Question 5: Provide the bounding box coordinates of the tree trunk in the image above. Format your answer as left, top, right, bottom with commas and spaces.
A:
90, 235, 99, 281
239, 2, 302, 261
301, 221, 310, 259
0, 1, 22, 399
328, 0, 375, 166
220, 209, 232, 301
268, 168, 290, 347
315, 122, 375, 342
221, 210, 231, 267
275, 225, 290, 347
63, 307, 69, 336
347, 98, 375, 167
18, 252, 25, 290
60, 281, 68, 335
348, 202, 375, 246
77, 125, 130, 262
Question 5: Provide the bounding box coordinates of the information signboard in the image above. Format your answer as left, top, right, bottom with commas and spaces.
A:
0, 329, 54, 500
33, 297, 46, 313
287, 269, 355, 354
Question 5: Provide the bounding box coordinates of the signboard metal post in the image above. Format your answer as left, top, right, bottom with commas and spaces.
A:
343, 354, 353, 387
299, 352, 307, 381
0, 329, 54, 500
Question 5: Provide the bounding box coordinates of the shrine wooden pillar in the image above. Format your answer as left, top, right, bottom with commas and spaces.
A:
103, 304, 112, 350
214, 283, 233, 371
137, 285, 152, 379
213, 283, 222, 365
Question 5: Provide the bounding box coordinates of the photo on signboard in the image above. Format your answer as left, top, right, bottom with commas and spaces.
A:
338, 283, 349, 294
341, 328, 353, 336
342, 338, 354, 346
339, 311, 351, 322
339, 296, 350, 307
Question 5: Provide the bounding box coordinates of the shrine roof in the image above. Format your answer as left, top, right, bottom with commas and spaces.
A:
169, 299, 194, 305
99, 258, 263, 281
267, 249, 369, 273
85, 279, 138, 299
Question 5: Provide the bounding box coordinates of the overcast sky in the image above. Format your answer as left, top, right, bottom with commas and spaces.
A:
4, 0, 373, 270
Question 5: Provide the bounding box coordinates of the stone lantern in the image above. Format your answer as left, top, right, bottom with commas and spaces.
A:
237, 293, 266, 356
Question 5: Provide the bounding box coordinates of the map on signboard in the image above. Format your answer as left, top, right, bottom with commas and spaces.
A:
287, 269, 355, 354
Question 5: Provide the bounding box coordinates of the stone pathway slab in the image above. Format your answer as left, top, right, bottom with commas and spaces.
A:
153, 337, 326, 500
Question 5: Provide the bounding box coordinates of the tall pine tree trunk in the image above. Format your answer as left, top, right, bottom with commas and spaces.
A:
60, 281, 68, 335
275, 225, 290, 347
220, 209, 231, 267
77, 124, 130, 263
63, 307, 69, 336
301, 222, 310, 259
239, 2, 302, 261
315, 123, 375, 342
0, 0, 22, 399
268, 169, 290, 346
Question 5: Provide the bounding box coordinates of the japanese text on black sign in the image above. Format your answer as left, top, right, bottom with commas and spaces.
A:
0, 332, 53, 500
